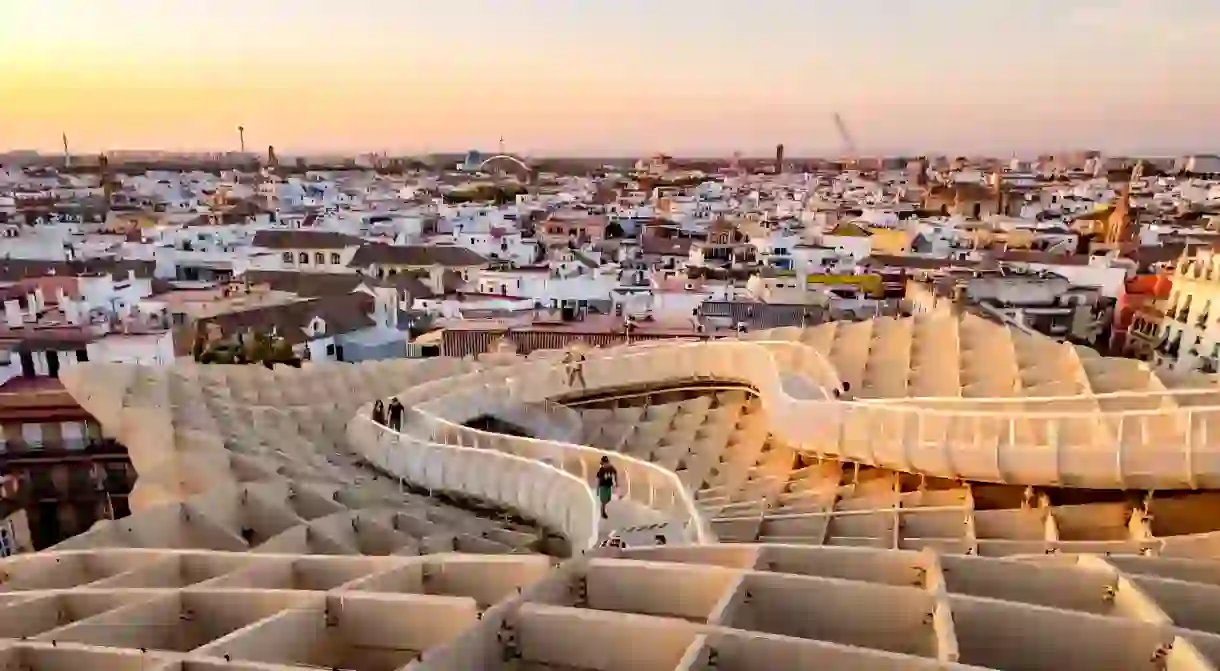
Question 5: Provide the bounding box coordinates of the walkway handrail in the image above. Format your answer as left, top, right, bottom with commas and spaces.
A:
347, 412, 600, 553
369, 354, 714, 544
411, 384, 713, 545
360, 336, 1220, 554
852, 387, 1220, 404
484, 340, 1220, 490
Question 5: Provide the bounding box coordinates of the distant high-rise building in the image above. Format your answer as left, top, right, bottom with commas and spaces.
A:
775, 144, 785, 171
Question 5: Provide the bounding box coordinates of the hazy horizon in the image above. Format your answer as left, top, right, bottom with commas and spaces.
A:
5, 0, 1219, 157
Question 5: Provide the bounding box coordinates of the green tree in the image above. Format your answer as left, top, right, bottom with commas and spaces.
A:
194, 329, 302, 368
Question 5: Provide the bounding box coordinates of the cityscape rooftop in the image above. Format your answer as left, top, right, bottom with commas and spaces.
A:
5, 2, 1220, 669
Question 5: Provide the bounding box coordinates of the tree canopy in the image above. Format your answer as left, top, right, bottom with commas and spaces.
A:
443, 184, 526, 205
193, 328, 303, 368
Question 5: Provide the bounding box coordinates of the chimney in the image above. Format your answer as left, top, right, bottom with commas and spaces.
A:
373, 287, 397, 329
24, 293, 37, 320
62, 298, 82, 325
427, 265, 446, 295
4, 300, 22, 329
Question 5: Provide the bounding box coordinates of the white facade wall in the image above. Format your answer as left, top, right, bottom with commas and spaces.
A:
86, 332, 176, 365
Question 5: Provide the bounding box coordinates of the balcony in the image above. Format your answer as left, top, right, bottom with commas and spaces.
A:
66, 475, 103, 499
0, 378, 92, 423
0, 439, 128, 462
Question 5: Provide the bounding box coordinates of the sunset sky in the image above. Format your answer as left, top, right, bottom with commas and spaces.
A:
3, 0, 1218, 156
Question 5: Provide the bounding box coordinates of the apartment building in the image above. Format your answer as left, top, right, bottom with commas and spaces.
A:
251, 229, 362, 271
1143, 250, 1220, 373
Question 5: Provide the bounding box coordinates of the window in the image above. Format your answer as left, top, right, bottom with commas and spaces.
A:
282, 251, 292, 263
330, 252, 341, 265
18, 352, 34, 378
298, 252, 308, 263
314, 252, 325, 265
105, 464, 131, 492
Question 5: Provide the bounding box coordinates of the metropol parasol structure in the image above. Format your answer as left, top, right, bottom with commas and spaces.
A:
4, 312, 1220, 669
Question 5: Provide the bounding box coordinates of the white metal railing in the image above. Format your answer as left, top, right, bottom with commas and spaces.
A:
363, 355, 714, 545
853, 387, 1220, 404
589, 341, 1220, 489
347, 414, 600, 552
358, 337, 1220, 553
411, 391, 711, 545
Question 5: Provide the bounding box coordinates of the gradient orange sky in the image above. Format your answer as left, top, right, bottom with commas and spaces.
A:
4, 0, 1219, 156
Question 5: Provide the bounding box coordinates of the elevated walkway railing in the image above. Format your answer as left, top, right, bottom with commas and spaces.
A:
482, 340, 1220, 490
361, 355, 714, 546
410, 389, 712, 545
346, 414, 600, 553
356, 337, 1220, 557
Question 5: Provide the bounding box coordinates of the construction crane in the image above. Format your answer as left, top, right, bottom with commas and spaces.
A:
832, 112, 858, 159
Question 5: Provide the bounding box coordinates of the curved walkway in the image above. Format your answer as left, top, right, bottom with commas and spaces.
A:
347, 337, 1220, 555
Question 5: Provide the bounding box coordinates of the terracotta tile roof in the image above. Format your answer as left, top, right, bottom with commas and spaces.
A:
376, 271, 437, 299
241, 268, 440, 300
993, 250, 1092, 266
640, 237, 693, 257
347, 244, 487, 268
251, 230, 362, 249
0, 259, 155, 283
0, 327, 98, 352
862, 254, 980, 270
240, 270, 369, 297
192, 293, 376, 346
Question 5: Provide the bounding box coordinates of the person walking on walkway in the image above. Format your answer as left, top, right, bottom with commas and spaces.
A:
563, 344, 588, 389
595, 456, 617, 520
387, 397, 405, 431
834, 381, 853, 400
371, 400, 386, 426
